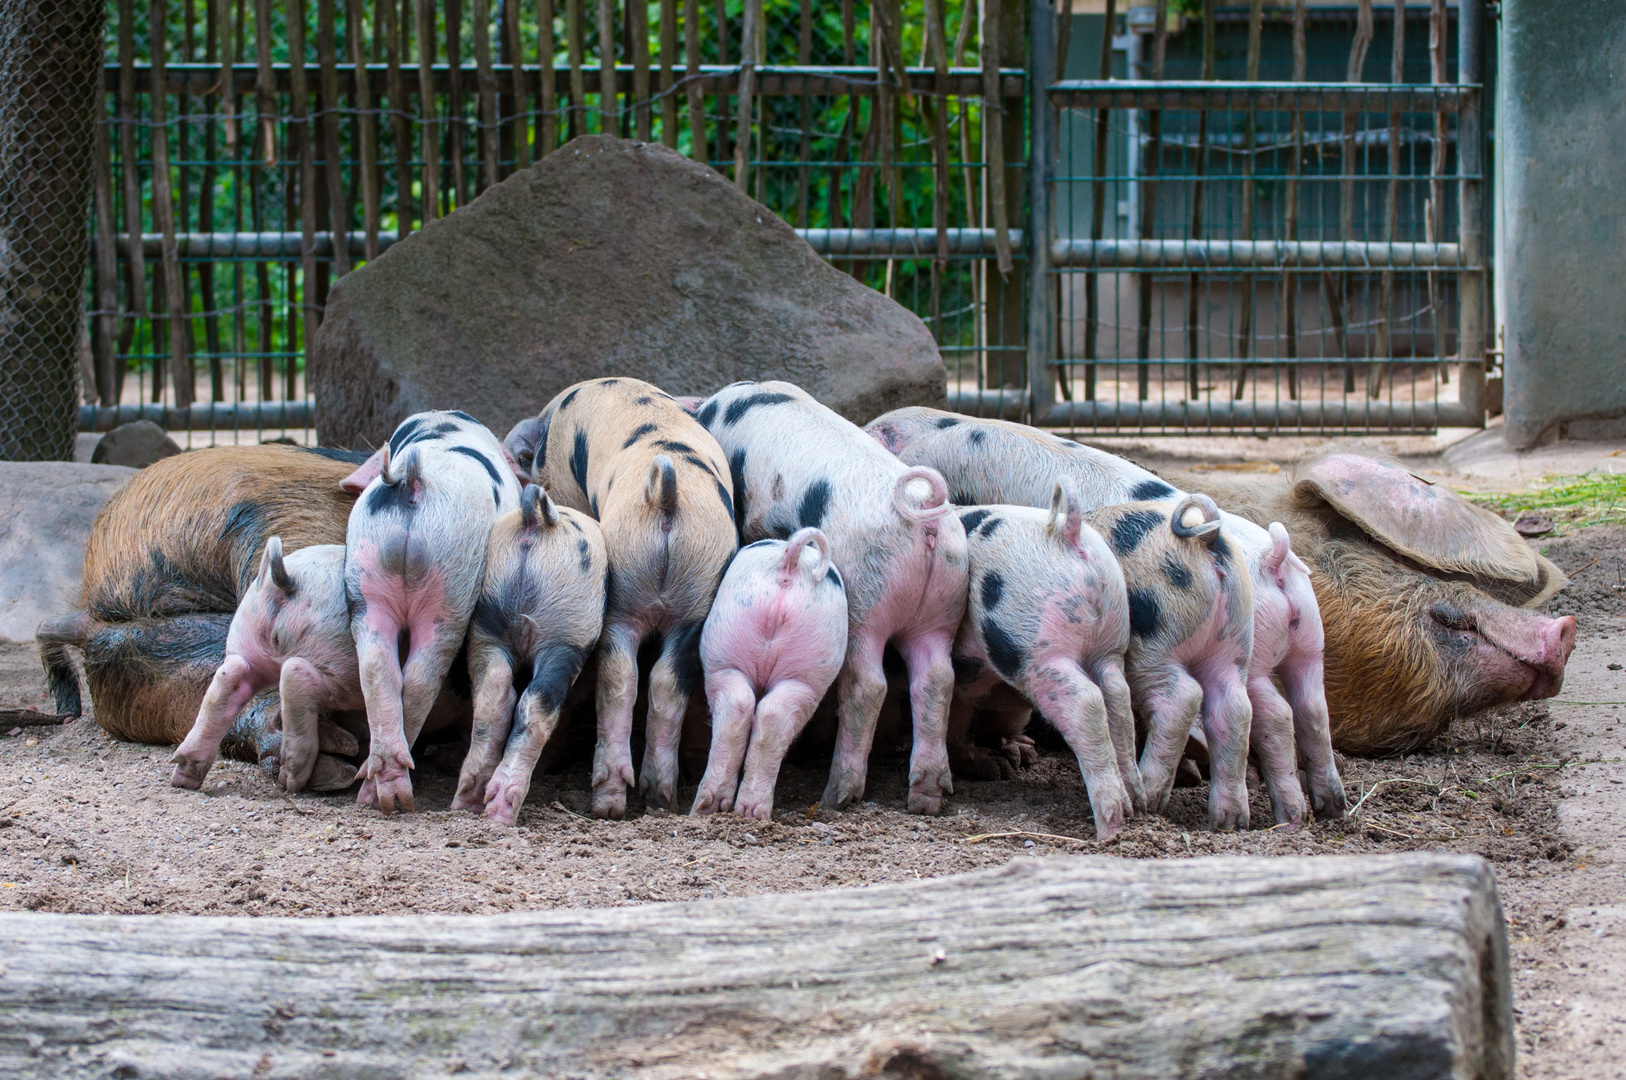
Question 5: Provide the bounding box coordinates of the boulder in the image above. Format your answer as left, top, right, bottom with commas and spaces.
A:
309, 136, 946, 448
0, 463, 136, 643
90, 420, 182, 468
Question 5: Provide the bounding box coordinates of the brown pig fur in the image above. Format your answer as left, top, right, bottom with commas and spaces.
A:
506, 377, 737, 816
36, 445, 364, 747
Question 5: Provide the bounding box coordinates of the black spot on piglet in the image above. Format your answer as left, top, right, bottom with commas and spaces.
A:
982, 618, 1024, 681
1110, 509, 1164, 556
934, 416, 960, 429
1132, 479, 1176, 501
571, 430, 590, 496
1128, 588, 1162, 639
623, 423, 657, 448
1162, 554, 1192, 591
798, 479, 832, 529
958, 509, 991, 534
980, 571, 1004, 610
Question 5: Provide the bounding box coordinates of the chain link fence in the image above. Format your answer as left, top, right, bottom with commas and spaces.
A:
0, 0, 103, 460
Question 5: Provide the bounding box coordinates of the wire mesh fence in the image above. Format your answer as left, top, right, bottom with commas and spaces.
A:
0, 0, 104, 460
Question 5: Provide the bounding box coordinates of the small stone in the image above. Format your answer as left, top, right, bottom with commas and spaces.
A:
1607, 663, 1622, 671
742, 833, 759, 846
90, 420, 182, 469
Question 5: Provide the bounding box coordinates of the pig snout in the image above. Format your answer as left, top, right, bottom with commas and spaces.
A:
1446, 603, 1577, 701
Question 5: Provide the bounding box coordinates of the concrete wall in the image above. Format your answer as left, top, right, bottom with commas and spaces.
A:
1499, 0, 1626, 447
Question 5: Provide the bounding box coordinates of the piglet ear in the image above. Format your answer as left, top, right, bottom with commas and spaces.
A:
340, 447, 386, 494
499, 443, 529, 484
1291, 451, 1566, 607
670, 395, 705, 416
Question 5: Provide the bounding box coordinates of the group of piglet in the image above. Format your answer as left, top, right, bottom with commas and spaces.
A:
169, 377, 1347, 838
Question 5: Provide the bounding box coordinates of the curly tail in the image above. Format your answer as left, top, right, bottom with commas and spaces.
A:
36, 610, 92, 717
781, 526, 832, 581
520, 483, 561, 529
379, 441, 422, 488
1045, 479, 1085, 549
891, 466, 951, 523
1170, 493, 1223, 545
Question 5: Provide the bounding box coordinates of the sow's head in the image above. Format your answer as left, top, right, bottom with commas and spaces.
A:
1286, 450, 1576, 756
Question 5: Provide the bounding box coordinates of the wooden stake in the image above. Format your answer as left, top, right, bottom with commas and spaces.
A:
382, 0, 414, 232
980, 0, 1010, 279
631, 0, 651, 140
1184, 0, 1213, 400
116, 0, 149, 382
316, 0, 352, 274
92, 114, 121, 406
446, 0, 467, 206
1283, 0, 1305, 399
732, 0, 757, 189
415, 0, 441, 219
150, 0, 194, 406
684, 0, 702, 158
1084, 0, 1115, 391
472, 0, 500, 189
539, 0, 559, 153
567, 0, 586, 139
288, 0, 320, 331
659, 0, 677, 147
598, 0, 617, 133
1132, 0, 1166, 403
1370, 0, 1405, 398
1232, 0, 1262, 398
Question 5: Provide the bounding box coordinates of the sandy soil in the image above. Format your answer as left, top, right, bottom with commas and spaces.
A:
3, 438, 1622, 1079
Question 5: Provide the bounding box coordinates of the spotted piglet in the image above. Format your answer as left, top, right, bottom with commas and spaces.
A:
950, 484, 1136, 839
691, 381, 969, 814
506, 378, 737, 818
342, 410, 526, 814
451, 484, 606, 825
1085, 496, 1256, 829
868, 407, 1344, 826
692, 527, 848, 820
169, 538, 362, 793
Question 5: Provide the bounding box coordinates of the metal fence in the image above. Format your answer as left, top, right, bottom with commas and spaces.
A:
1, 0, 104, 459
1026, 0, 1488, 435
80, 0, 1027, 444
4, 0, 1489, 450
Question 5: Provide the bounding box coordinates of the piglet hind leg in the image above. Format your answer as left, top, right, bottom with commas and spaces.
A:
353, 617, 415, 814
385, 615, 472, 811
734, 679, 823, 821
1200, 663, 1254, 832
591, 622, 644, 820
170, 655, 265, 789
1133, 667, 1205, 814
454, 649, 516, 812
1097, 659, 1144, 813
1247, 675, 1308, 829
692, 668, 756, 816
1281, 653, 1347, 819
485, 651, 581, 825
1024, 659, 1132, 840
897, 631, 957, 815
275, 658, 327, 793
822, 635, 889, 811
639, 623, 703, 811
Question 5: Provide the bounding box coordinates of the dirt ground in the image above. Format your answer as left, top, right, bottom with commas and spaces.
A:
4, 429, 1623, 1078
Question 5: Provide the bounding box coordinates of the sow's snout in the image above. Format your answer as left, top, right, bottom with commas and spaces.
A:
1437, 601, 1578, 702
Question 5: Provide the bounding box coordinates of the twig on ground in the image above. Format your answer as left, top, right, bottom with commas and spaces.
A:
962, 829, 1091, 846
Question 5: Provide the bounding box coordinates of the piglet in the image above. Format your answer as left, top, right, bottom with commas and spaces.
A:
453, 484, 607, 824
343, 410, 526, 814
692, 381, 969, 815
169, 538, 361, 793
692, 527, 848, 820
950, 483, 1136, 839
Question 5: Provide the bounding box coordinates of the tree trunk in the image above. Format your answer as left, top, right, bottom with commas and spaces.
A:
0, 852, 1512, 1078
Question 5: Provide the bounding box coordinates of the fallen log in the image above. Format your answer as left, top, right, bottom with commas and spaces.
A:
0, 852, 1511, 1079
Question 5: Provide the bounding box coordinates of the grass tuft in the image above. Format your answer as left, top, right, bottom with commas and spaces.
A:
1465, 471, 1626, 536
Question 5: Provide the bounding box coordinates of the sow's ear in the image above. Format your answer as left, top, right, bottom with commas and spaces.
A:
1291, 451, 1566, 607
340, 447, 386, 494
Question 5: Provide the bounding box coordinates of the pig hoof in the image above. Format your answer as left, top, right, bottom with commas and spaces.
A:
1000, 735, 1038, 770
370, 770, 415, 815
690, 788, 730, 816
950, 746, 1007, 782
169, 759, 208, 790
1209, 798, 1249, 833
734, 794, 772, 821
1312, 773, 1349, 821
484, 792, 522, 826
592, 786, 628, 821
307, 755, 359, 791
639, 775, 678, 812
820, 773, 865, 812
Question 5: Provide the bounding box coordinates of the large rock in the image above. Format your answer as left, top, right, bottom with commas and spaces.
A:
90, 420, 182, 468
0, 462, 136, 644
310, 136, 946, 448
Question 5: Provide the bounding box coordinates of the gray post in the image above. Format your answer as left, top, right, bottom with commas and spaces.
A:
0, 0, 104, 460
1027, 0, 1056, 423
1499, 0, 1626, 446
1454, 0, 1485, 424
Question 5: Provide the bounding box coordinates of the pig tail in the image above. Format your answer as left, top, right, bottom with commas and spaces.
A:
892, 466, 951, 523
1170, 494, 1223, 544
782, 527, 832, 580
520, 484, 560, 529
261, 535, 296, 595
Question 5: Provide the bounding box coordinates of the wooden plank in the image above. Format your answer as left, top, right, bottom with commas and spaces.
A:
0, 854, 1513, 1079
414, 0, 440, 219
381, 0, 413, 234
538, 0, 559, 152
148, 0, 194, 407
631, 0, 651, 140
504, 0, 530, 169
683, 0, 701, 157
347, 0, 381, 260
472, 0, 500, 189
658, 0, 677, 147
315, 0, 352, 275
